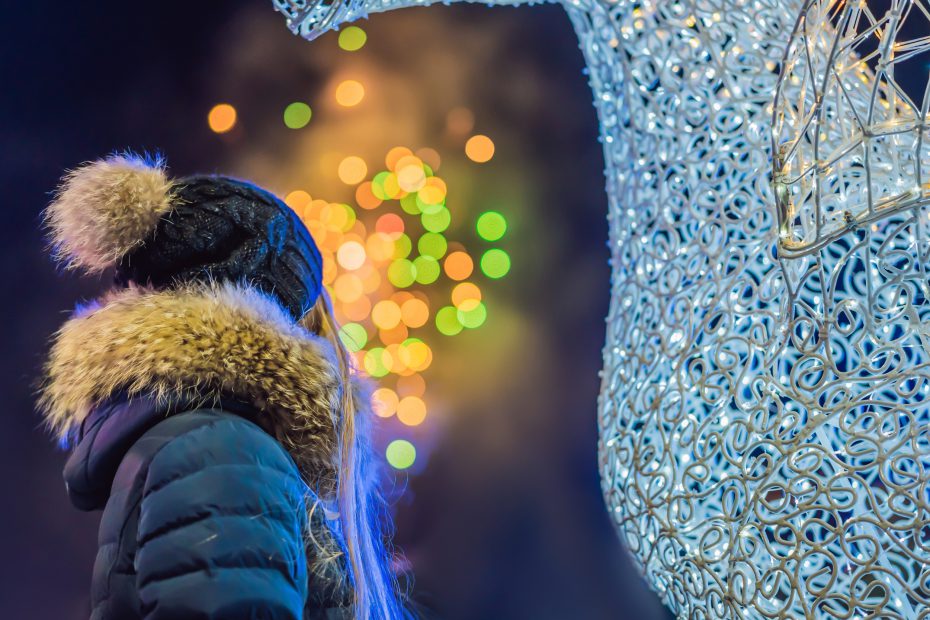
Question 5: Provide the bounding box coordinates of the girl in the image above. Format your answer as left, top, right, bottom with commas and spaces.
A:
38, 153, 408, 619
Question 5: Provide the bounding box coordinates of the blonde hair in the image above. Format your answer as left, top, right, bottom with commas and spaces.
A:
302, 288, 403, 620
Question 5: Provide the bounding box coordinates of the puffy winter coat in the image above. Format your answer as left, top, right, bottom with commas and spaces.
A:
40, 282, 368, 619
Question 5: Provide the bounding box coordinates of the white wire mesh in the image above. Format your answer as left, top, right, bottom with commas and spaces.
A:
277, 0, 930, 617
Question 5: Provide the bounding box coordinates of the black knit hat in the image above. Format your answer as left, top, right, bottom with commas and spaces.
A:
45, 153, 323, 322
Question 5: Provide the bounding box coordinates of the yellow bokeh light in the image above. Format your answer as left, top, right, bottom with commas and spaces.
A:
285, 190, 311, 212
400, 341, 432, 372
418, 177, 447, 205
335, 80, 365, 107
338, 156, 368, 185
337, 240, 366, 270
397, 396, 427, 427
397, 164, 427, 193
465, 135, 495, 163
334, 273, 364, 303
372, 300, 402, 330
208, 103, 237, 134
371, 388, 398, 418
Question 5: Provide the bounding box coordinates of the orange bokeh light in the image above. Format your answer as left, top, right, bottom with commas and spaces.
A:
396, 373, 426, 398
342, 295, 372, 322
208, 103, 237, 134
379, 323, 409, 345
465, 134, 495, 163
285, 190, 311, 212
372, 388, 399, 418
400, 298, 429, 328
397, 396, 427, 426
334, 273, 364, 303
444, 251, 474, 281
385, 146, 414, 170
335, 80, 365, 107
452, 282, 482, 307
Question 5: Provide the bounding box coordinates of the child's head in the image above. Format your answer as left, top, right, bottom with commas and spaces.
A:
45, 151, 401, 619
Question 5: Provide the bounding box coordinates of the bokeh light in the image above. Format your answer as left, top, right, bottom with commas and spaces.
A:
338, 156, 368, 185
457, 300, 487, 328
283, 102, 313, 129
371, 387, 398, 418
435, 306, 464, 336
284, 139, 511, 477
465, 134, 495, 163
480, 249, 511, 279
386, 440, 416, 470
338, 26, 367, 51
452, 282, 482, 307
372, 300, 403, 329
476, 211, 507, 241
397, 396, 427, 426
208, 103, 237, 134
336, 80, 365, 107
417, 232, 447, 259
444, 251, 473, 281
339, 322, 368, 352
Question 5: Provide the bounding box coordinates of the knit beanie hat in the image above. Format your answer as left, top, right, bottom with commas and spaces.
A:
44, 152, 323, 320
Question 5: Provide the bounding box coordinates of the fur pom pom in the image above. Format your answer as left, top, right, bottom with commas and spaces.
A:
44, 152, 174, 273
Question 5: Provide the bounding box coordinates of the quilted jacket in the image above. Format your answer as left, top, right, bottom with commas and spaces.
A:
40, 282, 369, 619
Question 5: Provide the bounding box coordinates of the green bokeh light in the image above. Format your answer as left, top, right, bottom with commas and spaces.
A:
387, 259, 417, 288
476, 211, 507, 241
435, 305, 463, 336
283, 102, 312, 129
416, 195, 444, 215
338, 26, 367, 51
339, 322, 368, 352
457, 301, 487, 328
372, 171, 392, 200
363, 347, 390, 377
400, 194, 421, 215
480, 249, 511, 279
386, 439, 416, 470
422, 206, 451, 233
417, 232, 448, 259
413, 256, 440, 284
392, 233, 412, 259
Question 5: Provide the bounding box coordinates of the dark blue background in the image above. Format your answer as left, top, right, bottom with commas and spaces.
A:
0, 2, 670, 618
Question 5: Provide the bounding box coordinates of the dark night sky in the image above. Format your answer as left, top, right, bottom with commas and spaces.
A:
0, 2, 669, 619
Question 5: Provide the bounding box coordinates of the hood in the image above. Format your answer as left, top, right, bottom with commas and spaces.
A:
38, 280, 371, 496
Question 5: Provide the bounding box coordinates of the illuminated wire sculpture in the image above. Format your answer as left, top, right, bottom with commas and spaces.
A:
274, 0, 930, 617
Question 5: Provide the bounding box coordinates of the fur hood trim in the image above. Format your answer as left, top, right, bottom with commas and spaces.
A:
39, 281, 365, 495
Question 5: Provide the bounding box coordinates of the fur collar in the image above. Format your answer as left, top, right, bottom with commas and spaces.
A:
39, 281, 365, 495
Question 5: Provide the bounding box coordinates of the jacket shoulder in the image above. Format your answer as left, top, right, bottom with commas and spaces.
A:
131, 408, 311, 619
